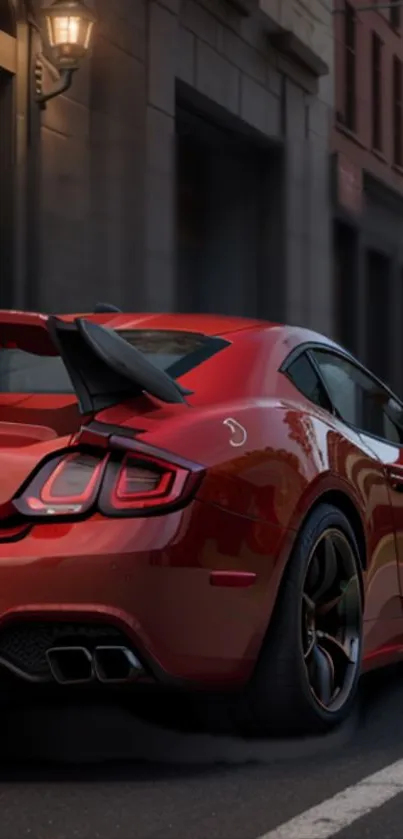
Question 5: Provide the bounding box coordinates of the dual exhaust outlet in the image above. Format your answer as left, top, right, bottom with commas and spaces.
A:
46, 645, 143, 685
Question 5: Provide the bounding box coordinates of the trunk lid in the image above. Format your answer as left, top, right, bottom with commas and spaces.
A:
0, 310, 195, 504
0, 434, 73, 506
0, 395, 81, 443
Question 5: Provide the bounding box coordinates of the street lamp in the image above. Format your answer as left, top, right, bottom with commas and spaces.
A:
35, 0, 96, 108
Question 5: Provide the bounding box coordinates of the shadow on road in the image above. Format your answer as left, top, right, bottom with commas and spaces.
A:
0, 664, 402, 777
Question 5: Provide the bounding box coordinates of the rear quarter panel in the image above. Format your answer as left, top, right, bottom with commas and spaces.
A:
141, 386, 400, 630
96, 325, 401, 661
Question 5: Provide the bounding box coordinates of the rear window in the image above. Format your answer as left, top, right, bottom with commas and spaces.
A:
0, 329, 228, 394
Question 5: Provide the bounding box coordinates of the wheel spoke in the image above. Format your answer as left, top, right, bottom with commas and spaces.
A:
301, 526, 362, 713
324, 533, 338, 570
316, 593, 342, 616
306, 554, 321, 592
322, 534, 339, 590
337, 576, 361, 625
303, 592, 315, 612
309, 535, 338, 603
310, 643, 334, 706
304, 631, 316, 659
317, 631, 357, 666
316, 574, 359, 618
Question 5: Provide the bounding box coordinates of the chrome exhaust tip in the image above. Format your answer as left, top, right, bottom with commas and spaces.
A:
46, 646, 94, 685
94, 646, 143, 683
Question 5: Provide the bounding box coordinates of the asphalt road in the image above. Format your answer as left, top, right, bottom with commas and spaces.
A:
1, 668, 403, 839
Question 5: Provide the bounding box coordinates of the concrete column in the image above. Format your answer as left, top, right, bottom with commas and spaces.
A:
283, 78, 310, 327
88, 0, 147, 312
306, 97, 333, 336
257, 147, 286, 323
36, 0, 147, 312
144, 1, 178, 311
389, 252, 402, 394
283, 76, 333, 336
355, 232, 367, 364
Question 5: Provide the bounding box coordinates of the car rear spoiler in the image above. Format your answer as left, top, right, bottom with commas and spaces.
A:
47, 317, 191, 414
0, 310, 191, 414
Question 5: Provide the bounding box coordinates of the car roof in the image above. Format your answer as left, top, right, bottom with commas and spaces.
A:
60, 312, 267, 335
59, 311, 345, 349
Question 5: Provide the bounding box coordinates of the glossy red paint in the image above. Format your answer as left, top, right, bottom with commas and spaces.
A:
0, 310, 402, 692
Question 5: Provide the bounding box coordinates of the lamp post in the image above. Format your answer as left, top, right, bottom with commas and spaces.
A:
34, 0, 96, 108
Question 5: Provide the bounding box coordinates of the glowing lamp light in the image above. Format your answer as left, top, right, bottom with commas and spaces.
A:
41, 0, 96, 70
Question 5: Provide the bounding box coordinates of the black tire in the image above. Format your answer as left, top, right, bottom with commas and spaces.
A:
196, 503, 364, 738
239, 502, 364, 736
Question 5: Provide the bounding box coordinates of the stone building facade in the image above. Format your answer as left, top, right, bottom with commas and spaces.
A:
1, 0, 334, 333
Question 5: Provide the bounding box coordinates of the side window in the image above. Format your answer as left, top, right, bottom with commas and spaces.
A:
286, 352, 332, 411
312, 349, 403, 445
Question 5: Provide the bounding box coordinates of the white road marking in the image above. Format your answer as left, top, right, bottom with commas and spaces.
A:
257, 758, 403, 838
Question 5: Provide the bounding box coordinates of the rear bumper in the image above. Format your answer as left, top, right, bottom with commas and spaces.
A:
0, 499, 293, 689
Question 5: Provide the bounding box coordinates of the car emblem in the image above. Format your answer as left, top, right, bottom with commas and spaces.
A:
223, 418, 247, 447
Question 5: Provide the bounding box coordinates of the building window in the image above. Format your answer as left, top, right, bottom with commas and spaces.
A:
390, 0, 401, 30
371, 33, 383, 151
343, 2, 356, 131
366, 249, 391, 384
333, 221, 358, 356
393, 57, 402, 166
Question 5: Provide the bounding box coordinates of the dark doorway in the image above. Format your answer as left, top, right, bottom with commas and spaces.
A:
366, 248, 391, 384
0, 67, 14, 307
0, 0, 15, 36
176, 106, 268, 318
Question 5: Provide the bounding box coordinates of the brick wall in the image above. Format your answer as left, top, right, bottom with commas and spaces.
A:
333, 0, 403, 197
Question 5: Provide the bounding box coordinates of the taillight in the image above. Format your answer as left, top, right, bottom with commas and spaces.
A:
13, 451, 107, 518
98, 452, 201, 517
13, 446, 203, 520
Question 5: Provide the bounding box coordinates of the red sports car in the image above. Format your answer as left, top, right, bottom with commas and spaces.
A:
0, 307, 403, 736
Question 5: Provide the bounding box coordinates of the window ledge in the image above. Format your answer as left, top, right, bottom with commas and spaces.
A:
224, 0, 251, 14
335, 121, 366, 150
268, 30, 329, 77
372, 147, 388, 164
389, 18, 402, 36
376, 7, 402, 34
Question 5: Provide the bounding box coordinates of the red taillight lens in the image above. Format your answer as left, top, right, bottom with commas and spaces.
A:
41, 453, 104, 503
99, 452, 200, 516
114, 457, 172, 505
13, 451, 107, 518
13, 445, 203, 520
